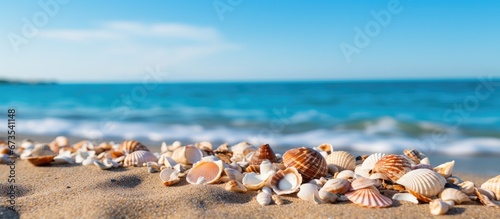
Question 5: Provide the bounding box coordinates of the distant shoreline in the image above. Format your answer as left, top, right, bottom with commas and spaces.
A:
0, 79, 57, 85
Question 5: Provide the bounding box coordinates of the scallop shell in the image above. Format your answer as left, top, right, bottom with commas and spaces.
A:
186, 160, 224, 185
350, 177, 376, 190
326, 151, 356, 172
171, 145, 203, 165
119, 140, 149, 154
429, 199, 451, 215
225, 180, 247, 193
297, 183, 322, 204
433, 160, 455, 178
322, 178, 351, 194
26, 155, 55, 166
439, 188, 471, 204
475, 188, 500, 208
242, 171, 274, 190
270, 167, 303, 195
249, 144, 277, 165
360, 153, 386, 170
256, 191, 272, 206
396, 169, 446, 197
283, 147, 328, 182
345, 186, 392, 208
481, 175, 500, 201
458, 181, 476, 196
392, 193, 419, 204
123, 151, 158, 167
372, 154, 412, 182
160, 168, 181, 186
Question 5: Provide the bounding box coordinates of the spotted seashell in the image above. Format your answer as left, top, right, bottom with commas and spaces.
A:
321, 178, 351, 194
372, 154, 412, 182
171, 145, 203, 165
160, 168, 181, 186
481, 175, 500, 201
249, 144, 277, 165
429, 199, 452, 215
326, 151, 356, 172
123, 150, 158, 167
360, 153, 386, 170
439, 188, 471, 204
283, 147, 328, 182
270, 167, 302, 195
396, 169, 447, 198
345, 186, 392, 208
119, 140, 149, 154
433, 160, 455, 178
186, 160, 224, 185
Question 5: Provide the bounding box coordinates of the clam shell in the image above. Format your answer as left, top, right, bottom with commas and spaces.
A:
160, 168, 181, 186
26, 155, 55, 166
439, 188, 471, 204
256, 191, 272, 206
249, 144, 277, 165
242, 171, 274, 190
123, 151, 158, 167
119, 140, 149, 154
225, 180, 247, 193
392, 193, 418, 204
335, 170, 355, 180
360, 153, 386, 170
171, 145, 203, 165
350, 177, 376, 190
458, 181, 476, 196
372, 154, 412, 182
283, 147, 328, 182
270, 167, 303, 195
429, 199, 451, 215
481, 175, 500, 201
322, 178, 351, 194
186, 160, 224, 185
396, 169, 446, 197
297, 183, 322, 204
326, 151, 356, 172
433, 160, 455, 178
345, 186, 392, 208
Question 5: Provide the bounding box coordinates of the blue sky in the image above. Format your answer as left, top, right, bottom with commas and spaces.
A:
1, 0, 499, 82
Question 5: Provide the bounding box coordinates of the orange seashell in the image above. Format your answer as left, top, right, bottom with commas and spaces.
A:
282, 147, 328, 182
245, 165, 260, 173
108, 150, 125, 159
119, 140, 149, 154
403, 149, 426, 164
26, 155, 55, 166
249, 144, 276, 165
372, 154, 412, 182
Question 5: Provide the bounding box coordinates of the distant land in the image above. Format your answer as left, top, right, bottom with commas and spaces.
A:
0, 78, 57, 85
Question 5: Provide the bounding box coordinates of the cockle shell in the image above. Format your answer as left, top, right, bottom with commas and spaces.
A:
481, 175, 500, 200
186, 160, 224, 185
345, 186, 392, 208
322, 178, 351, 194
429, 199, 451, 215
225, 180, 247, 193
119, 140, 149, 154
249, 144, 277, 165
397, 169, 447, 198
256, 191, 272, 206
458, 181, 475, 196
360, 153, 386, 170
283, 147, 328, 182
270, 167, 303, 195
439, 188, 471, 204
326, 151, 356, 172
392, 193, 419, 204
172, 145, 203, 165
123, 151, 158, 167
372, 154, 412, 182
433, 160, 455, 178
160, 168, 181, 186
297, 183, 322, 204
26, 155, 55, 166
350, 177, 376, 190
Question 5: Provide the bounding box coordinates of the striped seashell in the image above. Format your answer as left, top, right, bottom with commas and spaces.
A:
372, 154, 412, 182
360, 153, 386, 170
283, 147, 328, 182
26, 155, 55, 166
397, 169, 447, 198
160, 168, 181, 186
481, 175, 500, 201
475, 188, 500, 208
172, 145, 203, 165
403, 149, 426, 164
272, 194, 285, 205
326, 151, 356, 172
123, 150, 158, 167
225, 180, 247, 193
256, 191, 272, 206
350, 177, 376, 190
186, 160, 224, 185
249, 144, 277, 165
119, 140, 149, 154
322, 178, 351, 194
429, 199, 451, 215
270, 167, 302, 195
458, 181, 475, 196
433, 160, 455, 178
345, 186, 392, 208
439, 188, 471, 204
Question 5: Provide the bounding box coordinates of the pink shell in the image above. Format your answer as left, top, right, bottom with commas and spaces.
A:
345, 186, 393, 208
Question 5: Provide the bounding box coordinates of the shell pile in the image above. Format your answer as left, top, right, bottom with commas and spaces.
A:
5, 138, 500, 215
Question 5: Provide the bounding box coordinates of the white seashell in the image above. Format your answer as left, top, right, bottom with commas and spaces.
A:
392, 193, 419, 204
262, 186, 272, 195
256, 191, 272, 206
439, 188, 471, 204
336, 170, 355, 180
201, 155, 219, 162
350, 177, 376, 190
196, 176, 206, 185
369, 173, 389, 181
160, 168, 181, 186
326, 151, 356, 171
396, 169, 446, 197
327, 164, 339, 175
161, 142, 169, 154
319, 189, 338, 203
446, 176, 463, 184
113, 155, 125, 163
354, 166, 371, 178
82, 156, 97, 166
93, 160, 112, 170
171, 145, 203, 165
260, 159, 275, 175
52, 154, 74, 165
270, 167, 302, 195
429, 199, 451, 215
229, 162, 243, 173
321, 178, 351, 194
104, 158, 119, 168
345, 186, 392, 208
481, 175, 500, 201
225, 180, 247, 193
146, 161, 160, 173
475, 188, 500, 208
360, 153, 386, 170
433, 160, 455, 178
223, 168, 244, 183
242, 171, 274, 190
297, 183, 322, 204
123, 151, 158, 167
420, 157, 430, 165
458, 181, 475, 196
186, 160, 224, 185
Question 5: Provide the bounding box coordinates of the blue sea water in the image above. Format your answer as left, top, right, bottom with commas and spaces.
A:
1, 80, 500, 157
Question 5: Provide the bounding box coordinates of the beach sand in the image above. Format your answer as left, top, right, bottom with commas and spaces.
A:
1, 136, 500, 218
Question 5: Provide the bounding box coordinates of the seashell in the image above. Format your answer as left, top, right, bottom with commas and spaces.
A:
360, 153, 386, 170
429, 199, 451, 215
345, 186, 392, 208
477, 188, 496, 201
146, 161, 160, 172
327, 164, 339, 175
0, 154, 9, 164
262, 186, 272, 195
372, 154, 412, 182
319, 189, 338, 203
186, 160, 224, 185
392, 193, 419, 204
350, 177, 376, 190
259, 159, 276, 175
446, 176, 462, 185
335, 170, 355, 180
171, 145, 203, 165
229, 162, 243, 173
104, 158, 119, 168
420, 157, 431, 165
119, 140, 149, 154
297, 183, 322, 204
123, 151, 158, 167
113, 155, 125, 163
222, 168, 244, 183
439, 188, 471, 204
273, 163, 286, 171
256, 191, 272, 206
160, 155, 178, 168
274, 153, 283, 163
249, 144, 277, 165
397, 169, 446, 198
215, 153, 232, 164
407, 189, 432, 203
481, 175, 500, 201
225, 180, 247, 193
167, 141, 182, 152
160, 168, 181, 186
242, 171, 274, 190
315, 143, 334, 154
458, 181, 475, 196
161, 142, 169, 154
82, 156, 98, 166
231, 142, 254, 156
94, 160, 112, 170
270, 167, 302, 195
50, 136, 69, 153
354, 166, 371, 178
52, 152, 74, 165
411, 164, 433, 171
30, 144, 56, 157
272, 194, 284, 205
107, 150, 125, 159
245, 165, 260, 173
26, 155, 55, 166
403, 149, 426, 164
322, 178, 351, 194
283, 147, 328, 182
433, 160, 455, 178
326, 151, 356, 172
369, 173, 389, 181
475, 188, 500, 208
195, 141, 213, 152
195, 177, 206, 184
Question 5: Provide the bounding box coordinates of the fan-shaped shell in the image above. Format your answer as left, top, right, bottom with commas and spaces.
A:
249, 144, 277, 165
186, 160, 224, 185
270, 167, 302, 195
172, 145, 203, 165
372, 154, 412, 182
326, 151, 356, 172
345, 186, 392, 208
123, 151, 158, 167
433, 160, 455, 178
245, 165, 260, 173
351, 177, 376, 190
283, 147, 328, 182
159, 168, 180, 186
119, 140, 149, 154
360, 153, 386, 170
481, 175, 500, 201
396, 169, 446, 197
439, 188, 471, 204
322, 178, 351, 194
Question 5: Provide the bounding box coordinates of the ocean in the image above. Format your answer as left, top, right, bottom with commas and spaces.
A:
1, 80, 500, 161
